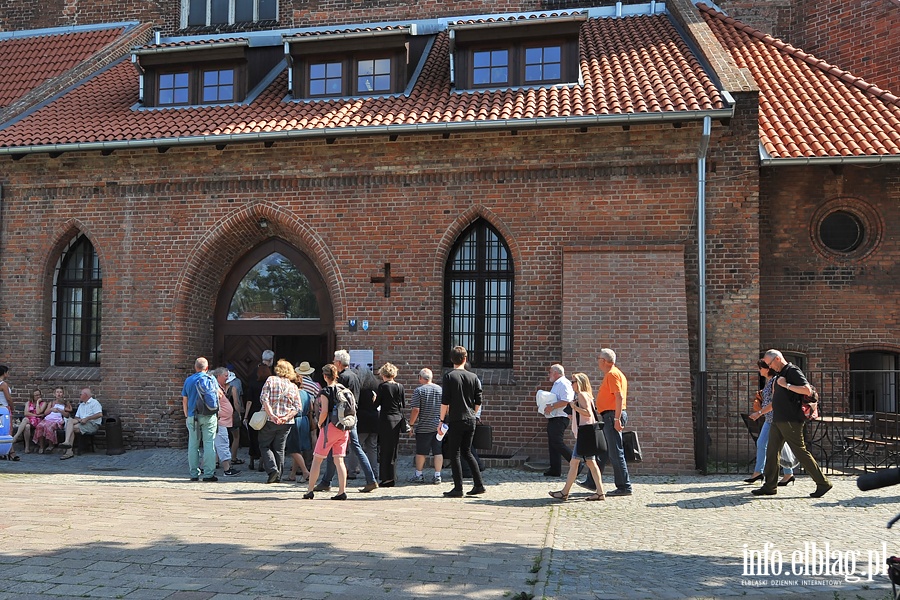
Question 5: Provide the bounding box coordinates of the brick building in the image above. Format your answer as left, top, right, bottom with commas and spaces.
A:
0, 0, 897, 472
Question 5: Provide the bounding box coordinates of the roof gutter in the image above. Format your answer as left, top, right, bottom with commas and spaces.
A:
132, 39, 249, 56
0, 108, 734, 156
448, 14, 588, 31
283, 27, 414, 43
759, 146, 900, 166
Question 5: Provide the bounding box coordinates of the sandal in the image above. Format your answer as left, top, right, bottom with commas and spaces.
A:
232, 459, 245, 465
60, 453, 74, 460
283, 475, 297, 482
8, 451, 20, 462
548, 490, 568, 501
586, 493, 606, 501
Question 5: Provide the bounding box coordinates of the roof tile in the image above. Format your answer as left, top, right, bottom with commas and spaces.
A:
0, 14, 724, 150
699, 2, 900, 159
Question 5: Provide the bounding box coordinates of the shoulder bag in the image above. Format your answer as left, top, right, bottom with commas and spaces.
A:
575, 398, 606, 457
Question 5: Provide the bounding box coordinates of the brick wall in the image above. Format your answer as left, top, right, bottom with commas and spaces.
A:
562, 246, 694, 473
760, 163, 900, 374
0, 118, 757, 469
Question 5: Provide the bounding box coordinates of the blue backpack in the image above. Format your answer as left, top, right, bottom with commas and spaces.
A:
194, 373, 219, 416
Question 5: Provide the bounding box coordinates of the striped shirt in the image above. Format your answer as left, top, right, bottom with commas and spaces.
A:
300, 375, 321, 398
410, 382, 443, 433
259, 375, 301, 421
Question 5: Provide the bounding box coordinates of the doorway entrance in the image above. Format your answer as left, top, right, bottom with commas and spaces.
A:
215, 239, 334, 383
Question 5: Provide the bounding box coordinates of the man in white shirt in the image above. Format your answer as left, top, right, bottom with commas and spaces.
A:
59, 387, 103, 460
541, 364, 574, 477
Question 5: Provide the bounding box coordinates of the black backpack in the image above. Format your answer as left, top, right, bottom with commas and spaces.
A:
327, 384, 357, 430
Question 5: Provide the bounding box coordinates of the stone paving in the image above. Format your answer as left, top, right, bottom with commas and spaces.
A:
1, 448, 899, 599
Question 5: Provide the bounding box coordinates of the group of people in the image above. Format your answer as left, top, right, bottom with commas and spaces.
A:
539, 349, 634, 502
1, 364, 104, 461
181, 345, 486, 499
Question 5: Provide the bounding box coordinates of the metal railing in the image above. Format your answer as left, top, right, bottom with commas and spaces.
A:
697, 370, 900, 474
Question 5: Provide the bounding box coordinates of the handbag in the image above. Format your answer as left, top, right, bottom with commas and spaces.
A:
248, 410, 267, 431
800, 387, 820, 421
473, 422, 493, 450
623, 430, 643, 462
574, 400, 606, 457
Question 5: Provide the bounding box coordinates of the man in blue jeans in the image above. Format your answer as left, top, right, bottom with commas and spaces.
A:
182, 357, 220, 482
578, 348, 633, 495
314, 350, 379, 493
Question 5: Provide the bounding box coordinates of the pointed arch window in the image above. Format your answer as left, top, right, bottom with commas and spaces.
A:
227, 252, 319, 320
444, 220, 514, 368
53, 236, 102, 366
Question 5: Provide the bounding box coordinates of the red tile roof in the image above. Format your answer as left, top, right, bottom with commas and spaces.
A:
700, 3, 900, 160
0, 26, 126, 109
0, 14, 726, 151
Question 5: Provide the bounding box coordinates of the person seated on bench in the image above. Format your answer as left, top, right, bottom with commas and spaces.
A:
10, 388, 46, 454
60, 388, 102, 460
33, 387, 71, 454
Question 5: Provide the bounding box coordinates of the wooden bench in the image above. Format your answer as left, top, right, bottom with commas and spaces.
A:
844, 412, 900, 470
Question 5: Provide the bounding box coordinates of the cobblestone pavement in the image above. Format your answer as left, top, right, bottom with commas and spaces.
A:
1, 448, 899, 599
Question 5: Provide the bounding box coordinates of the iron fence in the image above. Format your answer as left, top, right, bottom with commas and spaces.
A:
697, 370, 900, 475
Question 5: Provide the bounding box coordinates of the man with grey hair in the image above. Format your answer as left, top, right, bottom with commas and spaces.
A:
752, 349, 832, 498
582, 348, 633, 495
59, 387, 103, 461
315, 349, 379, 493
540, 364, 574, 477
407, 368, 444, 484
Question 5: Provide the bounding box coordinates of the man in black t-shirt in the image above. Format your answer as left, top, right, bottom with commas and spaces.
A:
752, 349, 832, 498
438, 346, 486, 498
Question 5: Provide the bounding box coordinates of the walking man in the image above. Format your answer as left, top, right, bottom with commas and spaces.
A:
593, 348, 633, 496
439, 346, 486, 497
182, 357, 219, 482
540, 364, 574, 477
752, 349, 832, 498
407, 368, 443, 484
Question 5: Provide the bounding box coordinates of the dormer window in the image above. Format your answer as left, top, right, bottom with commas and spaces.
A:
133, 39, 282, 108
285, 27, 425, 100
185, 0, 277, 28
451, 16, 583, 90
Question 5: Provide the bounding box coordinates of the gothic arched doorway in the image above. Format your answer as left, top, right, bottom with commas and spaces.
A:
214, 239, 334, 383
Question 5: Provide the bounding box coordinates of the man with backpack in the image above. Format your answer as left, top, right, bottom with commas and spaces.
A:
182, 357, 220, 482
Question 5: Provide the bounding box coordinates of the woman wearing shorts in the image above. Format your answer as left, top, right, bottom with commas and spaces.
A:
303, 363, 350, 500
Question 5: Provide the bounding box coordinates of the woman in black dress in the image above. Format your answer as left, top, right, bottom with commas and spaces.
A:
374, 362, 405, 487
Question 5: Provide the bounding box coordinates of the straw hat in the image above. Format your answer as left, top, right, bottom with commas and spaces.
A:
295, 361, 315, 375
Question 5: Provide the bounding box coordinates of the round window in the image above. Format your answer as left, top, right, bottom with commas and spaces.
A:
810, 198, 881, 261
819, 210, 864, 253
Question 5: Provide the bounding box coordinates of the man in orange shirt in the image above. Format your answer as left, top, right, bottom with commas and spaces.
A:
580, 348, 633, 495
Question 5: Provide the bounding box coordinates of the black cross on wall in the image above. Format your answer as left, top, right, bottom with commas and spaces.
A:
370, 262, 405, 298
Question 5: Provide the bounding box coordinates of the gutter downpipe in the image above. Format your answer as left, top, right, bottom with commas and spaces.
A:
696, 115, 711, 473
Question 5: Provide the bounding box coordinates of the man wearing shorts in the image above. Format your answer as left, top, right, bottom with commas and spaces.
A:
407, 368, 443, 484
59, 388, 102, 461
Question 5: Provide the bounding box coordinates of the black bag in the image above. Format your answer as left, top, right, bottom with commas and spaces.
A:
576, 422, 606, 457
623, 430, 643, 462
473, 422, 492, 450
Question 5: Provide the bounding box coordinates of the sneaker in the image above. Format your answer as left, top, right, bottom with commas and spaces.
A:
407, 473, 424, 483
202, 476, 219, 482
313, 484, 332, 492
432, 474, 442, 485
606, 488, 633, 497
359, 482, 378, 493
575, 479, 597, 492
223, 469, 241, 477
